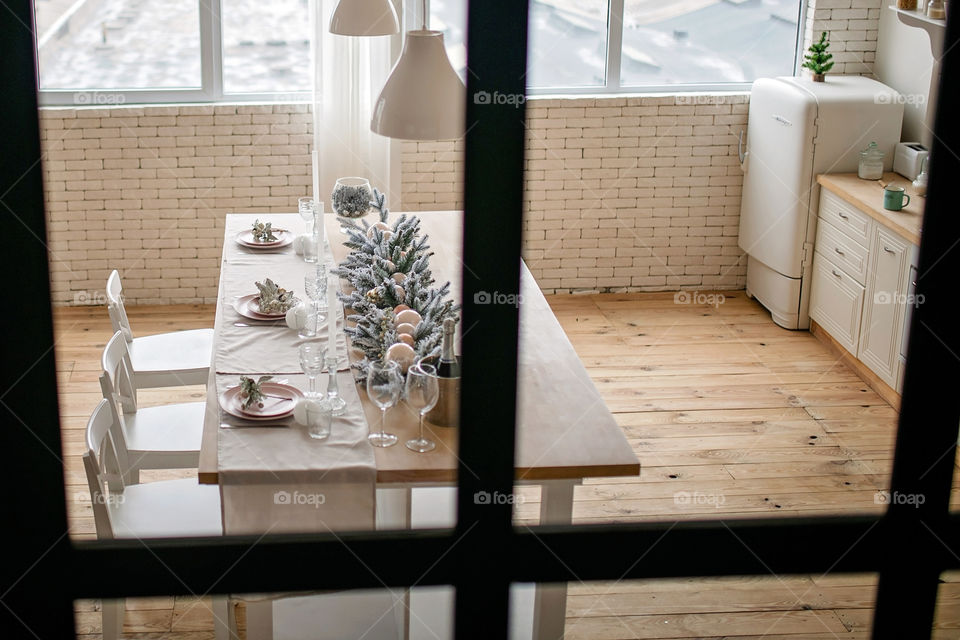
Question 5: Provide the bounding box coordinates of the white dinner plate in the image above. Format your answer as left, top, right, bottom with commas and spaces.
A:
233, 293, 294, 321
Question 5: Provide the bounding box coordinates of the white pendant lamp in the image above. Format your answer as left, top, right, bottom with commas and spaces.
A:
370, 5, 465, 140
329, 0, 400, 36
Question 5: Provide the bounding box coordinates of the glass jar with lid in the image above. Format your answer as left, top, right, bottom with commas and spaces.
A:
858, 142, 885, 180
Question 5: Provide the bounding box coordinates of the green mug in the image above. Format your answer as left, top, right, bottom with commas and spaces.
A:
883, 186, 911, 211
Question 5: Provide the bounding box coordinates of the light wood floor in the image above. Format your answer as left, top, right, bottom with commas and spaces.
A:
53, 292, 960, 639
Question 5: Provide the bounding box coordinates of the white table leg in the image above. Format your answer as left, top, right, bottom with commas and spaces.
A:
533, 480, 576, 640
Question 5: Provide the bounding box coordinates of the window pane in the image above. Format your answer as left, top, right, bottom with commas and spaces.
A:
221, 0, 311, 94
621, 0, 800, 86
35, 0, 201, 90
431, 0, 468, 81
527, 0, 608, 88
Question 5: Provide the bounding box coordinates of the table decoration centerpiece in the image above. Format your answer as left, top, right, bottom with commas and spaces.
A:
255, 278, 298, 314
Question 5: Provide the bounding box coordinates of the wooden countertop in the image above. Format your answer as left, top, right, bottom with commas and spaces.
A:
817, 172, 924, 245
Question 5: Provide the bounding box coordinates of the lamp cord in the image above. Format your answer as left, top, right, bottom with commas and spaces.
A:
421, 0, 427, 30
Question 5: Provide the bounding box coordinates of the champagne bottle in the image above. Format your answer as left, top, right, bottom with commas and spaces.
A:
437, 317, 461, 378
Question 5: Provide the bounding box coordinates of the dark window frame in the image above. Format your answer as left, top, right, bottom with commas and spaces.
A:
2, 1, 959, 639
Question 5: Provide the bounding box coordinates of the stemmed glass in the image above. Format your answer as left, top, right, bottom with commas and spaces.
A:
366, 360, 402, 447
299, 343, 326, 398
404, 362, 439, 453
324, 356, 347, 416
300, 273, 326, 339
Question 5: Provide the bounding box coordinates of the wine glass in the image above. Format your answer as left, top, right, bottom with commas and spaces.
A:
299, 343, 326, 398
366, 360, 401, 447
404, 362, 439, 453
299, 274, 326, 339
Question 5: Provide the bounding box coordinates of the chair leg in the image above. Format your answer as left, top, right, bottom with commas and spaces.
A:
101, 598, 124, 640
213, 596, 238, 640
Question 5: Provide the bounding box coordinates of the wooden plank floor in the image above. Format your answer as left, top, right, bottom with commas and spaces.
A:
53, 292, 960, 639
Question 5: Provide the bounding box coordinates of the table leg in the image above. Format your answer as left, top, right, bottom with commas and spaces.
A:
533, 480, 576, 640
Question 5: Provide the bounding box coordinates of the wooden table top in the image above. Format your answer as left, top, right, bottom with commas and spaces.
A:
817, 173, 924, 245
198, 211, 639, 484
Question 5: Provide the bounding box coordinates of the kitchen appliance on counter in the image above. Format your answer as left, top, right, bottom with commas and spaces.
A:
737, 76, 904, 329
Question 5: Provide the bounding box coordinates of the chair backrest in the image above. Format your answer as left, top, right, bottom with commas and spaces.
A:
106, 270, 134, 343
83, 399, 126, 540
102, 330, 138, 414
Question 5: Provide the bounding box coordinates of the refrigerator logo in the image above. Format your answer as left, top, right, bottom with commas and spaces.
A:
772, 114, 793, 127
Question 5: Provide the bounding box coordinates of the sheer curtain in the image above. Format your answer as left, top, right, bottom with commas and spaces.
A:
311, 0, 395, 209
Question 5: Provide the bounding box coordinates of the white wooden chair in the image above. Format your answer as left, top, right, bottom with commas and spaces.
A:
106, 270, 213, 388
83, 399, 235, 640
101, 330, 204, 483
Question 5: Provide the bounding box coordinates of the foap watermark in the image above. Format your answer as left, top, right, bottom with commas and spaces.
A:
474, 491, 524, 505
75, 491, 125, 506
674, 95, 738, 106
874, 291, 925, 306
475, 290, 523, 307
875, 93, 927, 106
874, 490, 925, 507
274, 490, 326, 508
674, 291, 726, 308
74, 91, 126, 106
473, 90, 525, 108
73, 290, 109, 306
674, 491, 726, 508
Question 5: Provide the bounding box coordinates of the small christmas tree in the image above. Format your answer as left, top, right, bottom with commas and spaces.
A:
802, 32, 834, 82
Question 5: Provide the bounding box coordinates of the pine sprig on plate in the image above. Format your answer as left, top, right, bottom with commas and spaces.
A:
239, 375, 273, 410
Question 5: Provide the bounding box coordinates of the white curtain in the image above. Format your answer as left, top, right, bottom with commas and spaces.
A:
311, 0, 394, 209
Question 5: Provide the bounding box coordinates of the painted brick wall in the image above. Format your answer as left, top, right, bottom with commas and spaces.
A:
802, 0, 882, 75
401, 94, 750, 293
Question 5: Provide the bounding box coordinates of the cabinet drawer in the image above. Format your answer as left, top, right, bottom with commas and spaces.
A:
809, 251, 865, 354
815, 219, 869, 285
819, 189, 871, 248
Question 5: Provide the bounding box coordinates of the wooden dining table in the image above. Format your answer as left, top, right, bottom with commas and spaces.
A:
199, 211, 639, 640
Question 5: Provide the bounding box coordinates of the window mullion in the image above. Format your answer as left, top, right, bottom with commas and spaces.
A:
607, 0, 625, 92
200, 0, 224, 100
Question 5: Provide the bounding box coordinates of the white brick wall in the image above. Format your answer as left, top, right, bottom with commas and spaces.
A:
803, 0, 882, 75
40, 104, 313, 305
400, 94, 750, 293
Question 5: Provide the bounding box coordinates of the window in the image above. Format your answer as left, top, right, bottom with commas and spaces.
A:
433, 0, 804, 93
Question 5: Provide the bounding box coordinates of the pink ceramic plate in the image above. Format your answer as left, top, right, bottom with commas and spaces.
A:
235, 229, 293, 249
219, 383, 303, 420
233, 293, 291, 320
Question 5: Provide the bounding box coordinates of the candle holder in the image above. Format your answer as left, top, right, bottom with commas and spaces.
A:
325, 356, 347, 416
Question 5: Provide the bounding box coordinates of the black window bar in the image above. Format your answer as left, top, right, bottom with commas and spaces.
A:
2, 0, 960, 639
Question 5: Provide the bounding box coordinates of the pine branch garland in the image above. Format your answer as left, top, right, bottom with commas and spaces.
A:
333, 188, 460, 379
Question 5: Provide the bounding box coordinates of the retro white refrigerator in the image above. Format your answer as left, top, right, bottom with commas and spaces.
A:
738, 76, 903, 329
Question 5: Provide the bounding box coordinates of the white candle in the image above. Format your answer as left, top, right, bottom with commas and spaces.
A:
311, 150, 326, 263
327, 272, 337, 360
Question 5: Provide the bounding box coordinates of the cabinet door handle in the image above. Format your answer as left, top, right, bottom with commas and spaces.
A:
832, 269, 842, 278
883, 246, 895, 254
838, 212, 849, 219
834, 247, 845, 256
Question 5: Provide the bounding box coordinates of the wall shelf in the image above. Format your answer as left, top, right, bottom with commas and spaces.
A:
888, 5, 945, 55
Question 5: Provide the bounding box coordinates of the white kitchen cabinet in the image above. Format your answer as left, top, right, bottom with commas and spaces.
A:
809, 185, 920, 394
858, 227, 911, 388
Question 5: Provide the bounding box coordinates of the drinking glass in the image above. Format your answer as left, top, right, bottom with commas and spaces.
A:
404, 362, 439, 453
304, 398, 332, 441
299, 197, 318, 263
299, 274, 326, 339
366, 360, 401, 447
299, 343, 326, 398
325, 356, 347, 416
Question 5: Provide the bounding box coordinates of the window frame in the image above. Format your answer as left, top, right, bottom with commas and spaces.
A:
4, 2, 960, 640
35, 0, 808, 106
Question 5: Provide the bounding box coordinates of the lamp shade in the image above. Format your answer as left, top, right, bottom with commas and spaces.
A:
329, 0, 399, 36
370, 30, 466, 140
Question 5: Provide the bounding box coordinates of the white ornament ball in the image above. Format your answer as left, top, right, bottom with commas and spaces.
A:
385, 342, 417, 373
293, 234, 310, 256
395, 309, 422, 327
393, 285, 406, 302
395, 322, 417, 336
293, 397, 325, 427
285, 303, 309, 330
391, 272, 406, 284
397, 333, 415, 347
